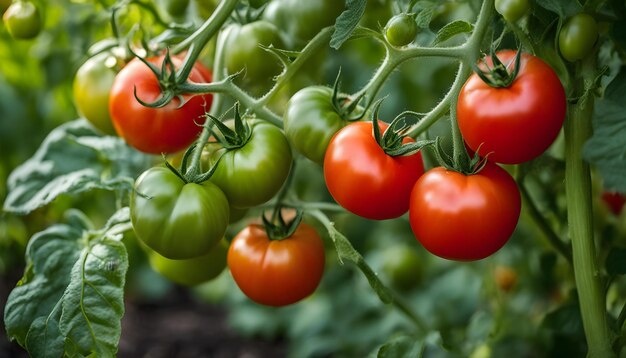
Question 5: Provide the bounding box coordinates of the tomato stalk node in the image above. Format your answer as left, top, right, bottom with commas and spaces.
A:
203, 103, 252, 150
331, 69, 368, 121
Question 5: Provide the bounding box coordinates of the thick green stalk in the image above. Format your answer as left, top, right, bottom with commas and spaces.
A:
565, 55, 615, 357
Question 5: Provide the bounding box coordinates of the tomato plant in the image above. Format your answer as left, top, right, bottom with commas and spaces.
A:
228, 222, 325, 306
130, 166, 229, 259
457, 50, 566, 164
3, 1, 41, 39
146, 238, 228, 286
109, 55, 212, 154
324, 121, 424, 220
559, 13, 598, 62
409, 163, 521, 261
385, 13, 418, 47
73, 52, 120, 135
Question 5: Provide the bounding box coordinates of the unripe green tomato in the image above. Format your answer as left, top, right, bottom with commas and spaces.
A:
224, 21, 284, 95
148, 239, 228, 286
382, 245, 423, 291
559, 13, 598, 62
73, 53, 118, 135
3, 1, 41, 40
163, 0, 189, 17
495, 0, 530, 23
384, 13, 418, 47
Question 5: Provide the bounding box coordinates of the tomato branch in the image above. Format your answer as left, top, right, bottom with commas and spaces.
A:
518, 181, 572, 264
171, 0, 239, 81
309, 209, 428, 334
565, 54, 615, 357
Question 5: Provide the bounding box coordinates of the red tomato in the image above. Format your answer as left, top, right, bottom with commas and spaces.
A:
323, 121, 425, 220
109, 56, 212, 154
228, 223, 325, 306
457, 50, 566, 164
602, 192, 626, 215
409, 162, 521, 261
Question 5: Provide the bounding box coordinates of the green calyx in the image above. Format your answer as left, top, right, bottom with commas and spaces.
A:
331, 69, 367, 121
131, 49, 191, 109
262, 208, 303, 241
473, 48, 522, 88
370, 99, 435, 157
205, 103, 253, 150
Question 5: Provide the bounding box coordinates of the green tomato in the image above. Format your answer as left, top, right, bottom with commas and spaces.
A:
163, 0, 189, 17
131, 167, 229, 259
73, 53, 118, 135
206, 119, 292, 208
263, 0, 344, 49
382, 245, 423, 291
559, 13, 598, 62
224, 21, 284, 94
284, 86, 362, 165
495, 0, 530, 23
147, 239, 228, 286
3, 1, 41, 40
385, 13, 418, 47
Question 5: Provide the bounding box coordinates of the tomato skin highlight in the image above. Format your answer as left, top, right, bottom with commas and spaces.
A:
73, 53, 118, 135
228, 223, 325, 307
409, 163, 521, 261
109, 56, 212, 154
324, 121, 425, 220
457, 50, 566, 164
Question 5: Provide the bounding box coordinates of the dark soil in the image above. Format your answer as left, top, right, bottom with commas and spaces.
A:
1, 270, 286, 358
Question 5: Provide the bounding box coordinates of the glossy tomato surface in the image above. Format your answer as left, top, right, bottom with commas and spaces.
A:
130, 167, 229, 259
457, 50, 566, 164
324, 121, 424, 220
409, 163, 521, 261
228, 223, 325, 306
109, 56, 212, 154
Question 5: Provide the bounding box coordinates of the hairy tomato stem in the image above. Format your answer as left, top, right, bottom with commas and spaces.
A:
565, 54, 615, 357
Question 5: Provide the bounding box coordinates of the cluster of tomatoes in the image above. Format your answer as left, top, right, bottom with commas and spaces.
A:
50, 0, 595, 307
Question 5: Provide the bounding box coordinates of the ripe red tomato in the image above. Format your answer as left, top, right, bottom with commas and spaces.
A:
409, 162, 521, 261
602, 191, 626, 215
324, 121, 424, 220
109, 56, 212, 154
457, 50, 566, 164
228, 223, 325, 306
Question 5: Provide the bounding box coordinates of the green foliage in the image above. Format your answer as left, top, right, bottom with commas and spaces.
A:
330, 0, 367, 49
4, 209, 130, 357
433, 20, 473, 46
3, 120, 151, 214
584, 70, 626, 193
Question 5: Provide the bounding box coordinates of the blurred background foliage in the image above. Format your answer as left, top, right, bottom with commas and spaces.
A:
1, 0, 626, 357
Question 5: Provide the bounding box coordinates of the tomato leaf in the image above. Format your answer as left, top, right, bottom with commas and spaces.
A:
432, 20, 473, 46
534, 0, 582, 18
414, 2, 436, 29
3, 209, 129, 357
3, 119, 151, 214
583, 69, 626, 193
377, 335, 424, 357
330, 0, 366, 50
312, 211, 393, 304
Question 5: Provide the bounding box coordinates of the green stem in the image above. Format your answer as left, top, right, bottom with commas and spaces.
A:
257, 27, 335, 106
617, 301, 626, 335
519, 182, 572, 264
565, 55, 615, 357
173, 0, 239, 80
449, 61, 471, 169
184, 27, 232, 179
